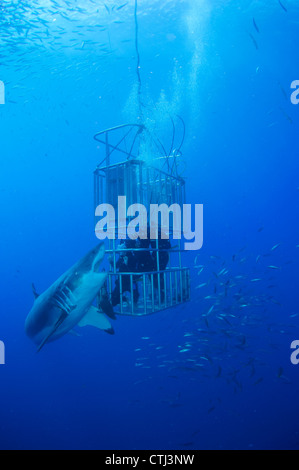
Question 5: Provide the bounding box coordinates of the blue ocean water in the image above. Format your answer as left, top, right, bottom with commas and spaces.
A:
0, 0, 298, 450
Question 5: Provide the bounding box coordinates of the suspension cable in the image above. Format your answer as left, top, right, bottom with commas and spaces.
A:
134, 0, 144, 121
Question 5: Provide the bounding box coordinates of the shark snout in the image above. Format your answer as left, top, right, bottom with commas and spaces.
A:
91, 243, 105, 271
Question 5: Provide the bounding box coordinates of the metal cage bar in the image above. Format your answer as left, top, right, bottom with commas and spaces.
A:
102, 267, 190, 317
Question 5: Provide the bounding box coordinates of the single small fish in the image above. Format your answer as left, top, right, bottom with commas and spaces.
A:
205, 354, 213, 364
196, 283, 207, 289
268, 265, 281, 270
278, 82, 288, 101
278, 0, 287, 13
207, 306, 214, 315
254, 377, 264, 386
116, 2, 128, 10
253, 18, 260, 33
271, 243, 281, 251
271, 299, 282, 306
223, 316, 232, 326
280, 107, 293, 124
248, 32, 259, 50
267, 122, 278, 129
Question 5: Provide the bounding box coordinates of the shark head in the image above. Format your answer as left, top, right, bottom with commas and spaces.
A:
75, 242, 106, 274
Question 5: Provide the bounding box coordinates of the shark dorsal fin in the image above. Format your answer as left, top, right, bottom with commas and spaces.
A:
32, 283, 39, 299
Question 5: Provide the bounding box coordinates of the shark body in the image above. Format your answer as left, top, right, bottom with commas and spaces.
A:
25, 243, 113, 351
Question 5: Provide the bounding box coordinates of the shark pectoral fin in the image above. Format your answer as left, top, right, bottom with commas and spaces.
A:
36, 312, 69, 352
78, 306, 114, 335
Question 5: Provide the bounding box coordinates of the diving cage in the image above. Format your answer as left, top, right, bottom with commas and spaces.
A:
94, 123, 190, 316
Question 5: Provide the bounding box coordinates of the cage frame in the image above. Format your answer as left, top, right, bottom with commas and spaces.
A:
94, 124, 191, 316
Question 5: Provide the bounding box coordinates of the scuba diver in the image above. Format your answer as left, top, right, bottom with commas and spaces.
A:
99, 280, 116, 320
135, 237, 155, 273
106, 227, 171, 311
150, 235, 171, 303
140, 224, 171, 303
110, 239, 140, 308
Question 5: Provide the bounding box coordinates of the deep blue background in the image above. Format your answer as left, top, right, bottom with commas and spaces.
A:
0, 0, 298, 449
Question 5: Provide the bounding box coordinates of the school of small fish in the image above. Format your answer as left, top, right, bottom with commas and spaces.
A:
249, 0, 293, 126
0, 0, 131, 105
130, 233, 298, 429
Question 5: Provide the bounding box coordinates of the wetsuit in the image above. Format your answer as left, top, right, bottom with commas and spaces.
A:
150, 236, 171, 302
111, 243, 139, 307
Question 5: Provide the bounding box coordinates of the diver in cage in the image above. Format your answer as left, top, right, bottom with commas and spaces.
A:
134, 237, 155, 273
150, 229, 171, 303
110, 239, 140, 308
98, 279, 116, 320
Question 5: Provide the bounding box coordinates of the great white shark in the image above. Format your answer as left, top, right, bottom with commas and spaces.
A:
25, 243, 114, 352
